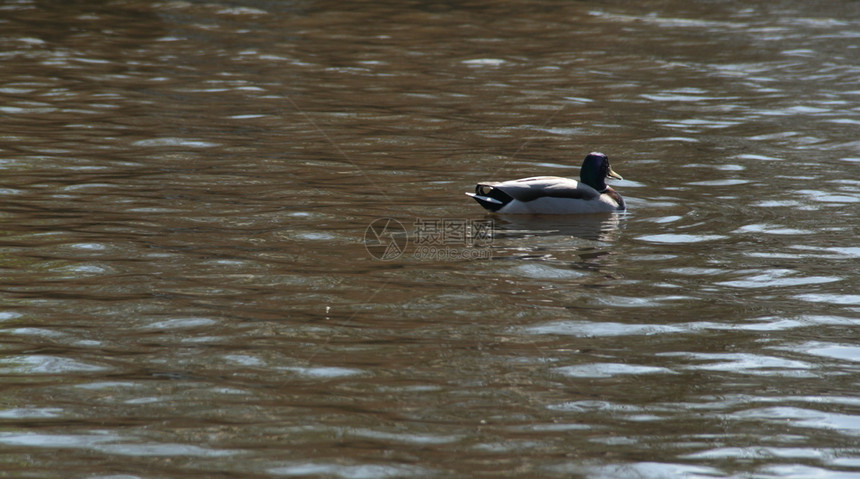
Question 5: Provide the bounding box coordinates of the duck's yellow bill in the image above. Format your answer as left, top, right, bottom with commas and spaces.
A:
607, 167, 623, 180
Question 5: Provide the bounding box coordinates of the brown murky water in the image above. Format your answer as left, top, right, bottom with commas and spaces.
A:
1, 1, 858, 477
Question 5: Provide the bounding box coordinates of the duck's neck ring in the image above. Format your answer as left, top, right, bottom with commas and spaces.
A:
583, 176, 608, 193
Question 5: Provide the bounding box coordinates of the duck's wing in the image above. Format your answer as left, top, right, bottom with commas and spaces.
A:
478, 176, 601, 203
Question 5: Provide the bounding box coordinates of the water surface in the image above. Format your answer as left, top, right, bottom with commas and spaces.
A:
0, 0, 858, 477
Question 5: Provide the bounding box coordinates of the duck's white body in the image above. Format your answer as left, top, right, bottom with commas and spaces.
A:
466, 153, 626, 215
466, 176, 625, 214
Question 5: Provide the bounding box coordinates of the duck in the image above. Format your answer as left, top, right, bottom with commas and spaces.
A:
465, 152, 626, 214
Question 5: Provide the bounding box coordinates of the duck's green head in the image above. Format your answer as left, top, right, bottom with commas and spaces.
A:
580, 152, 622, 192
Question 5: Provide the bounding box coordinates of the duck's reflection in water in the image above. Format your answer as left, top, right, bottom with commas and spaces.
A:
490, 213, 625, 243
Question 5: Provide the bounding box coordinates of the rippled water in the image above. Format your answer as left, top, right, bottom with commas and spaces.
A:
1, 1, 858, 477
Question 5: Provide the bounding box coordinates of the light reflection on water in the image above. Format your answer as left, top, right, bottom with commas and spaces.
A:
0, 0, 858, 477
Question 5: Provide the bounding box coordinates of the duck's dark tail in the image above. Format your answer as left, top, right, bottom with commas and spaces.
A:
465, 184, 513, 213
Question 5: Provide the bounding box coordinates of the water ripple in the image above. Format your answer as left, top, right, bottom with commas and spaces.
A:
733, 407, 860, 436
660, 352, 815, 377
554, 363, 676, 378
269, 463, 433, 478
636, 234, 728, 243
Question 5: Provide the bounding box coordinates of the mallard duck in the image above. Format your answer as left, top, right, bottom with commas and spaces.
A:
465, 152, 625, 214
